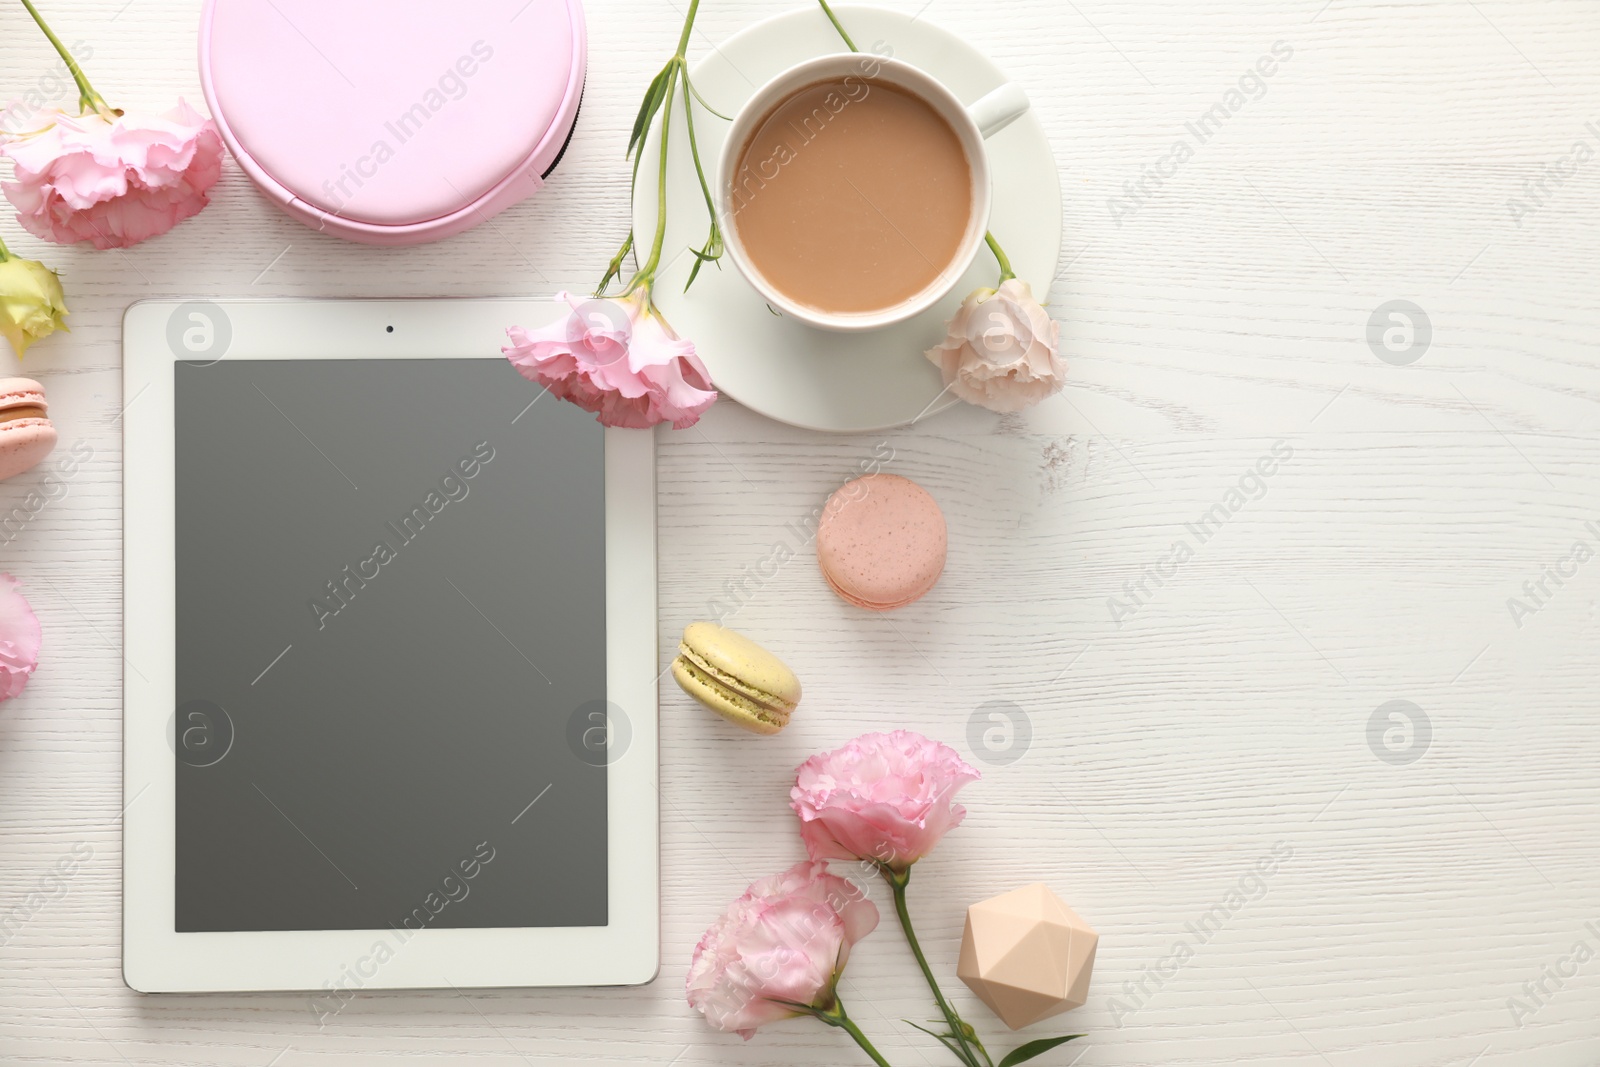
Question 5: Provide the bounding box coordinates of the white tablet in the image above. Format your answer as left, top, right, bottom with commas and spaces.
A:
121, 299, 659, 994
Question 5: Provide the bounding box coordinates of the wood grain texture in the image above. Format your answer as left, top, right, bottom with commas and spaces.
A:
1, 0, 1598, 1064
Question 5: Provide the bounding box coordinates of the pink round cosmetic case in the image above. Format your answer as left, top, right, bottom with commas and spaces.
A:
199, 0, 586, 246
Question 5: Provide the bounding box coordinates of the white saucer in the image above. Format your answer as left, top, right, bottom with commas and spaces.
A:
631, 4, 1062, 433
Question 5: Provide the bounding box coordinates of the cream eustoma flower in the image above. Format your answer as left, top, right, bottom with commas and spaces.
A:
925, 278, 1064, 413
0, 238, 69, 357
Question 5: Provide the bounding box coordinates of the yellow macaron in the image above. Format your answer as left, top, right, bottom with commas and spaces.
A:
671, 622, 801, 735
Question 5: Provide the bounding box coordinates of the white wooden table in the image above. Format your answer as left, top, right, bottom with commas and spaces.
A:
2, 0, 1598, 1064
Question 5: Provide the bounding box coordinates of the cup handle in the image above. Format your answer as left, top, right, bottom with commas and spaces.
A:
967, 82, 1030, 139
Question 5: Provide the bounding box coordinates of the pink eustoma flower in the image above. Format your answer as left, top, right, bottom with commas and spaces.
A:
0, 100, 223, 250
791, 730, 981, 872
686, 860, 878, 1039
0, 574, 42, 703
504, 290, 717, 430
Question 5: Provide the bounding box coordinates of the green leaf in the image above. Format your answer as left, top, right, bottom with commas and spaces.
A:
596, 231, 634, 295
626, 60, 677, 160
904, 1020, 972, 1064
683, 69, 731, 120
997, 1034, 1083, 1067
683, 233, 723, 292
684, 255, 704, 292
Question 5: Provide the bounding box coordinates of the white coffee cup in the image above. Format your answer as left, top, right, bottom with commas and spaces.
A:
715, 53, 1030, 333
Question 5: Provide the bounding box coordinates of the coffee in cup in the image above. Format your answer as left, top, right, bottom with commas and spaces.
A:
717, 55, 1030, 332
728, 76, 973, 316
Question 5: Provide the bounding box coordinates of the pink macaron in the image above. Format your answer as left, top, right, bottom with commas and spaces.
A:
0, 378, 57, 483
816, 474, 947, 610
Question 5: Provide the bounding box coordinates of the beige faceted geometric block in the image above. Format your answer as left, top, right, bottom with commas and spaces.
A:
956, 883, 1099, 1030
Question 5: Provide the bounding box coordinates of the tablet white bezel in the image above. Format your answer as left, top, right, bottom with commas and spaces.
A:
122, 298, 659, 993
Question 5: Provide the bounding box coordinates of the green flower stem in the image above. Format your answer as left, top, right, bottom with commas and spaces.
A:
984, 232, 1016, 283
671, 0, 699, 56
813, 1000, 896, 1067
887, 869, 993, 1067
0, 234, 11, 262
678, 63, 724, 290
18, 0, 110, 118
816, 0, 860, 51
618, 0, 703, 303
680, 67, 716, 222
624, 69, 677, 300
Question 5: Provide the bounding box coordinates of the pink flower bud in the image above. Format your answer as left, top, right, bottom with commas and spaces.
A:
925, 279, 1066, 413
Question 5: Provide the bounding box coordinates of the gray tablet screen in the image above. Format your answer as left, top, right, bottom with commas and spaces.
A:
173, 358, 608, 932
